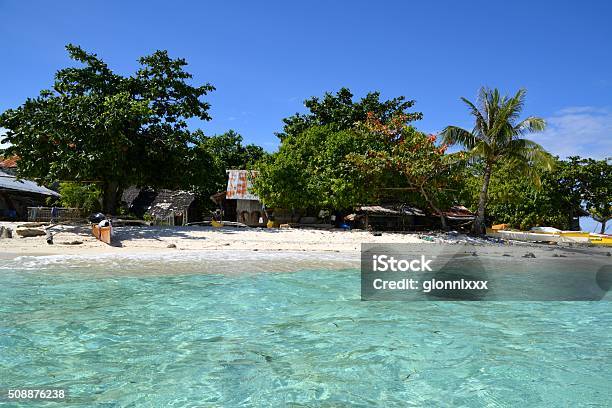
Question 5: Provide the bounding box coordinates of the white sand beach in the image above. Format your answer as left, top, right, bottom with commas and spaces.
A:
2, 221, 609, 262
0, 222, 427, 257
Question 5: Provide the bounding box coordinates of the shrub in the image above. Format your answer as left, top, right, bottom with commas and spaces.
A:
58, 183, 102, 213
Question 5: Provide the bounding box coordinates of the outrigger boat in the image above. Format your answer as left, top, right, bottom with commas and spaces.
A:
487, 225, 612, 246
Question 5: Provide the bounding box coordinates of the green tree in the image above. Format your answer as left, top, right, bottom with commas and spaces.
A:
463, 159, 584, 230
58, 182, 102, 213
570, 157, 611, 234
0, 44, 214, 213
191, 129, 267, 195
349, 113, 466, 229
255, 89, 424, 211
441, 87, 554, 234
254, 125, 385, 210
277, 88, 422, 140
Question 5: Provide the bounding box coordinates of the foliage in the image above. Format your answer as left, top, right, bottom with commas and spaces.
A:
348, 113, 466, 228
255, 89, 424, 210
189, 130, 267, 196
277, 88, 422, 140
0, 44, 214, 213
58, 182, 102, 213
441, 87, 553, 233
254, 125, 386, 210
459, 156, 611, 232
568, 157, 611, 233
462, 159, 580, 230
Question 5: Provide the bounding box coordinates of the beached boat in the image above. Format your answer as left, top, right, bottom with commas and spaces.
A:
487, 226, 612, 246
92, 224, 112, 245
495, 230, 561, 243
588, 234, 612, 246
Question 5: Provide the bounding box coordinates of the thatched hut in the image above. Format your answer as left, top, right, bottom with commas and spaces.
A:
122, 187, 203, 225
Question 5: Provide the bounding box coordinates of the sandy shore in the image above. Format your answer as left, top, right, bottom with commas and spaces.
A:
0, 222, 428, 257
1, 221, 610, 262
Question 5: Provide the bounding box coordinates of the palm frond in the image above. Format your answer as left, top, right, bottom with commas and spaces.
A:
440, 126, 476, 149
460, 97, 487, 136
513, 116, 546, 135
505, 138, 555, 171
506, 88, 527, 123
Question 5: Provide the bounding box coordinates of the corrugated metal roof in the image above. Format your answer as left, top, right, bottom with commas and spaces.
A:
226, 170, 260, 200
356, 205, 426, 216
0, 170, 60, 196
438, 205, 475, 218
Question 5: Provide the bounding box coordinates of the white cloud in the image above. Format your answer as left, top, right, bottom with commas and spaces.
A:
532, 106, 612, 159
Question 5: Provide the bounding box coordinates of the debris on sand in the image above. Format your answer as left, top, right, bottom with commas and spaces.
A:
16, 228, 46, 238
0, 226, 12, 239
59, 240, 83, 245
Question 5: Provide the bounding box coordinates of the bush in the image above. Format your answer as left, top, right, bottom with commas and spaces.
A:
58, 183, 102, 213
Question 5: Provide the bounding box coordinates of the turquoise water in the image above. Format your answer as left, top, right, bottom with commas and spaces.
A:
1, 254, 611, 407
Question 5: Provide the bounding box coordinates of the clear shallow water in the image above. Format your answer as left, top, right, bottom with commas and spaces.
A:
1, 254, 611, 407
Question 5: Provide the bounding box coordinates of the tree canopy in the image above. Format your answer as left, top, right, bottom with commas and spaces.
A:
567, 157, 611, 233
276, 88, 422, 140
349, 113, 466, 229
255, 89, 425, 211
254, 125, 384, 210
0, 44, 215, 213
190, 130, 267, 197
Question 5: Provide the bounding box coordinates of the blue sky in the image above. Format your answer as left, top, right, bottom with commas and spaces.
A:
0, 1, 610, 229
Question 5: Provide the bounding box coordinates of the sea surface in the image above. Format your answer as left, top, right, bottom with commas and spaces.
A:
1, 251, 611, 407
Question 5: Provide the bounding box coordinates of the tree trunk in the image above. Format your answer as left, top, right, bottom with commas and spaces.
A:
420, 186, 448, 231
600, 218, 609, 235
102, 181, 120, 215
472, 163, 493, 235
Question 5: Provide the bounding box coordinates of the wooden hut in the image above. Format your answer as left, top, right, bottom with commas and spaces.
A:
0, 169, 60, 220
211, 170, 267, 227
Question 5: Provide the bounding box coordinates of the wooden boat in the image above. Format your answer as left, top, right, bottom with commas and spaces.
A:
92, 224, 112, 245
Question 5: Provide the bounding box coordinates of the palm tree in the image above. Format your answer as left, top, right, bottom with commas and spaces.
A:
441, 87, 554, 234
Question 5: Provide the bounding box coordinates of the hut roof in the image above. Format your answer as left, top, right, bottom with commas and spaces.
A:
437, 205, 476, 219
0, 170, 60, 197
0, 156, 18, 176
226, 169, 260, 200
122, 186, 196, 219
355, 204, 426, 216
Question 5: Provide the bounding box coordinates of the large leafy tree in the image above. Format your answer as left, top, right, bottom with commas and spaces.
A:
277, 88, 422, 140
255, 89, 423, 210
0, 44, 214, 213
190, 129, 267, 196
349, 113, 466, 229
254, 125, 387, 210
441, 88, 554, 234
